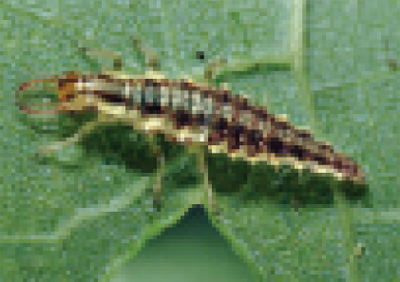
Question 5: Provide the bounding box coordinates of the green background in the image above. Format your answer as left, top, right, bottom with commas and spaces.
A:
1, 0, 400, 281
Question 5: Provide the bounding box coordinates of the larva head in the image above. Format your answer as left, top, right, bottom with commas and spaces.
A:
56, 71, 98, 112
56, 72, 81, 108
16, 71, 97, 114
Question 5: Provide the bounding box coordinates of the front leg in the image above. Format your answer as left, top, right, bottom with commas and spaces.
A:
38, 114, 110, 156
75, 41, 123, 72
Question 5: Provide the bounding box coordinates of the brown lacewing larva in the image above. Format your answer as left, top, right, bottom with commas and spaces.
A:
16, 39, 366, 208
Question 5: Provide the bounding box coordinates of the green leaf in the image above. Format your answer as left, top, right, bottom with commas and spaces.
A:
2, 0, 400, 281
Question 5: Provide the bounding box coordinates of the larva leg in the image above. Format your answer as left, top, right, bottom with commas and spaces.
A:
187, 57, 230, 214
187, 145, 218, 214
198, 149, 218, 214
76, 41, 123, 72
153, 152, 165, 211
133, 39, 162, 74
38, 114, 111, 156
204, 57, 227, 81
132, 38, 166, 209
145, 134, 165, 211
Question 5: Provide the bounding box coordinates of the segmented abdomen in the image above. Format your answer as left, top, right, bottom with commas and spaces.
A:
66, 73, 366, 184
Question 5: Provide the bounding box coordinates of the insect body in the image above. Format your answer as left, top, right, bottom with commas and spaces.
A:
16, 40, 366, 210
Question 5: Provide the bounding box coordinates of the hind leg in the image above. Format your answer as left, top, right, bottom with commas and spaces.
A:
187, 57, 229, 214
